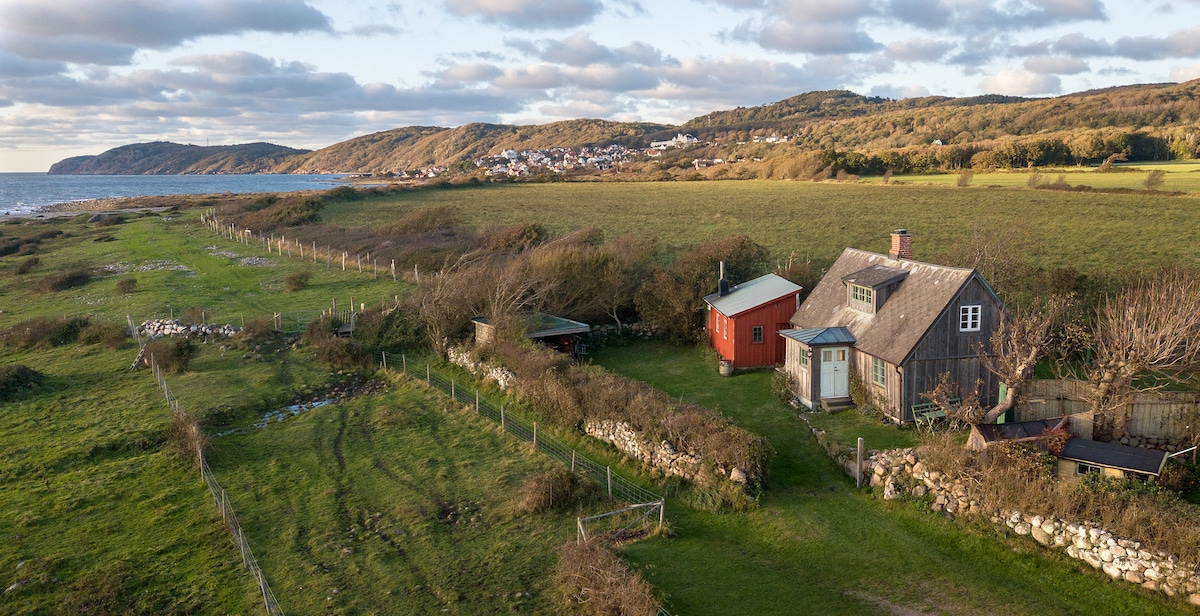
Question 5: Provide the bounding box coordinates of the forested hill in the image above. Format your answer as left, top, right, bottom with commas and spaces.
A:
271, 119, 670, 174
48, 142, 310, 175
47, 80, 1200, 174
681, 82, 1200, 151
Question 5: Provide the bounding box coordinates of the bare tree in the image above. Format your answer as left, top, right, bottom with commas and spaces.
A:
1085, 273, 1200, 439
980, 297, 1068, 424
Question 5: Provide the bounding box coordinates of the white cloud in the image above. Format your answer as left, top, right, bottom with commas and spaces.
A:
885, 39, 953, 62
979, 69, 1061, 95
444, 0, 602, 29
1169, 63, 1200, 82
1023, 55, 1088, 74
0, 0, 332, 61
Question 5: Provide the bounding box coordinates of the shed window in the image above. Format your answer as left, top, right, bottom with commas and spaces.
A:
850, 284, 873, 307
1076, 463, 1100, 476
752, 326, 764, 344
723, 316, 728, 340
959, 305, 981, 332
799, 348, 809, 367
871, 357, 886, 387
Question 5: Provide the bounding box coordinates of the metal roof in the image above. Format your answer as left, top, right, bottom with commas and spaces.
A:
790, 248, 982, 365
703, 273, 802, 317
779, 326, 857, 346
1059, 438, 1168, 475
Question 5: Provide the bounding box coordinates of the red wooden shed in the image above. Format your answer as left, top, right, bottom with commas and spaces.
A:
704, 272, 802, 369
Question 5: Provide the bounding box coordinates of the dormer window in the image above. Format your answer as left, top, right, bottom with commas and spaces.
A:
850, 284, 874, 311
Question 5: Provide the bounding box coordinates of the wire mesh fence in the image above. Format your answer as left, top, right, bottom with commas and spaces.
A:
378, 353, 664, 510
148, 354, 285, 616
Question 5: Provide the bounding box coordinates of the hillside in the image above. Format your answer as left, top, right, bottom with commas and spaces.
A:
48, 141, 310, 175
273, 119, 669, 173
47, 80, 1200, 174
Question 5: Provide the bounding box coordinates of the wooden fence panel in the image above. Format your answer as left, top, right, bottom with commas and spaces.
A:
1022, 379, 1197, 440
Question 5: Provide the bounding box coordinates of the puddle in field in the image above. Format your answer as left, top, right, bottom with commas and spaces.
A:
213, 399, 334, 438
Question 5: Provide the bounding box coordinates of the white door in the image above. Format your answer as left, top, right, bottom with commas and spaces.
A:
820, 347, 849, 398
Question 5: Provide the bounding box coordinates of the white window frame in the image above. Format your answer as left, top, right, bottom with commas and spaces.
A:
752, 325, 764, 344
850, 284, 873, 306
1076, 462, 1100, 476
723, 316, 728, 340
799, 348, 809, 367
959, 305, 981, 332
871, 357, 886, 387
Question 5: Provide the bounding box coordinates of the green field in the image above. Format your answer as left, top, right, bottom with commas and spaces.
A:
589, 343, 1189, 615
323, 180, 1200, 272
888, 160, 1200, 192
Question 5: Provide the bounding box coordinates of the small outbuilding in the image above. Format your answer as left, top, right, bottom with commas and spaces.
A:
704, 266, 803, 369
471, 313, 591, 358
1056, 438, 1168, 482
966, 417, 1066, 452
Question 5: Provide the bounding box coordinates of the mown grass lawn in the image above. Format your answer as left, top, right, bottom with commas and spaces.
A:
589, 341, 1189, 615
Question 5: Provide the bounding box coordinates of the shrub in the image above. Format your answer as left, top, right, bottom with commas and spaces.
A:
956, 168, 974, 187
324, 185, 362, 201
380, 205, 462, 236
93, 214, 125, 227
284, 271, 311, 292
235, 317, 276, 348
303, 317, 370, 370
353, 309, 425, 354
2, 317, 90, 349
181, 307, 207, 325
554, 540, 661, 616
78, 322, 129, 350
17, 243, 37, 256
144, 338, 198, 374
15, 256, 39, 275
115, 277, 137, 294
517, 468, 600, 513
0, 364, 44, 402
33, 268, 90, 293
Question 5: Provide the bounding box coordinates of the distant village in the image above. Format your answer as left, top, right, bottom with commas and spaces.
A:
357, 132, 796, 179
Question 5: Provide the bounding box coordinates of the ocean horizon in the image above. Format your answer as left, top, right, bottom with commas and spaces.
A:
0, 173, 346, 217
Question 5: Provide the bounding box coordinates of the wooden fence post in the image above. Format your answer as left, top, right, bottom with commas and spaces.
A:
391, 259, 396, 281
501, 405, 505, 430
475, 390, 479, 413
533, 422, 538, 448
382, 351, 387, 371
402, 354, 407, 373
571, 450, 576, 472
426, 363, 430, 384
856, 437, 864, 489
607, 466, 613, 499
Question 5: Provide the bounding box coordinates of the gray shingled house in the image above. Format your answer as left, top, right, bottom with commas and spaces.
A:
780, 230, 1005, 423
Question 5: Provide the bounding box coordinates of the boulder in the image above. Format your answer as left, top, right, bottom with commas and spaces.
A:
1102, 563, 1123, 579
730, 468, 747, 484
1031, 525, 1052, 546
1082, 551, 1103, 569
883, 477, 899, 500
1014, 522, 1031, 536
1124, 571, 1145, 584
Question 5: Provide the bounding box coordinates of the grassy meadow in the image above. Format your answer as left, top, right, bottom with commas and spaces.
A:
323, 179, 1200, 273
888, 160, 1200, 192
589, 343, 1190, 615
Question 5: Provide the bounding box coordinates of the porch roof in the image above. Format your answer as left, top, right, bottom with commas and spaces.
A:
780, 326, 857, 346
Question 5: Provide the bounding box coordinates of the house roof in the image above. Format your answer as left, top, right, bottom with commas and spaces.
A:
789, 248, 979, 365
471, 313, 591, 338
703, 273, 802, 318
779, 327, 857, 346
1059, 438, 1168, 476
974, 418, 1065, 444
842, 264, 908, 288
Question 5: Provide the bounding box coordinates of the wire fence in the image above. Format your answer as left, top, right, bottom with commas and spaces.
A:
147, 354, 285, 615
374, 352, 665, 530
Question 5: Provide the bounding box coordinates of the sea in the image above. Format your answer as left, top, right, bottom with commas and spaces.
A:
0, 173, 347, 217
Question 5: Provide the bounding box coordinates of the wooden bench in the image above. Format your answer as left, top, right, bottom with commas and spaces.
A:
911, 398, 960, 428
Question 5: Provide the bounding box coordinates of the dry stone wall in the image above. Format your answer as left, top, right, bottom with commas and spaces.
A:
583, 419, 717, 483
805, 419, 1200, 606
139, 319, 239, 339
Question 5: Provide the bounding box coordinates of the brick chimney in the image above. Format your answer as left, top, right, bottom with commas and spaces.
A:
889, 229, 913, 259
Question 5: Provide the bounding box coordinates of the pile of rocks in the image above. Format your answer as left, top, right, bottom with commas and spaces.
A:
583, 419, 716, 482
1118, 434, 1189, 453
139, 319, 240, 340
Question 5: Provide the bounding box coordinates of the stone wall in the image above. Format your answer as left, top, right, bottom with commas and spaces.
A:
447, 346, 516, 390
583, 419, 731, 485
139, 319, 239, 339
804, 417, 1200, 606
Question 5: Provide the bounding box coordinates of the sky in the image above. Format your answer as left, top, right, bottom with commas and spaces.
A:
2, 0, 1200, 172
